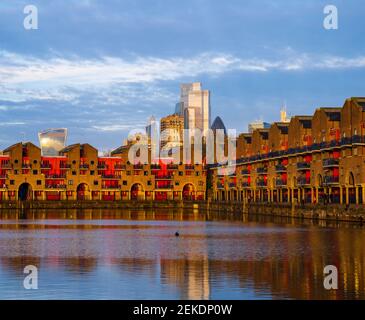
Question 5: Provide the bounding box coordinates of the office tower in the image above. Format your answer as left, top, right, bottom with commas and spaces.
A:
179, 82, 211, 134
160, 114, 184, 149
175, 102, 183, 115
248, 120, 271, 133
211, 116, 227, 136
38, 128, 67, 156
146, 116, 157, 139
280, 106, 290, 123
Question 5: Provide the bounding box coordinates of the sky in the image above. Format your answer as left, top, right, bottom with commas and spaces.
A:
0, 0, 365, 153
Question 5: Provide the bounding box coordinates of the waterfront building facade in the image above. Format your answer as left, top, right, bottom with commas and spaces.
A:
212, 97, 365, 206
0, 142, 206, 202
2, 96, 365, 206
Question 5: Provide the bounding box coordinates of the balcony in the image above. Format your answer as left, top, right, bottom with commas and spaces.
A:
297, 177, 311, 186
275, 164, 287, 173
155, 175, 173, 180
101, 174, 121, 179
217, 183, 224, 189
151, 164, 161, 170
167, 164, 179, 170
114, 164, 125, 170
41, 163, 51, 169
0, 162, 11, 169
322, 158, 339, 168
102, 185, 120, 189
155, 184, 173, 189
214, 135, 365, 172
241, 169, 250, 175
256, 167, 268, 174
276, 178, 287, 187
45, 174, 66, 179
323, 176, 339, 185
242, 182, 250, 188
297, 162, 311, 170
97, 164, 107, 169
229, 182, 236, 188
45, 184, 66, 189
256, 180, 267, 187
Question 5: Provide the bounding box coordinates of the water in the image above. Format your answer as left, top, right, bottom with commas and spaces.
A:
0, 208, 364, 300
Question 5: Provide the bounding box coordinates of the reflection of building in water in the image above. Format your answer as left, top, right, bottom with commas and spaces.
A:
38, 128, 67, 156
160, 230, 210, 299
160, 258, 210, 299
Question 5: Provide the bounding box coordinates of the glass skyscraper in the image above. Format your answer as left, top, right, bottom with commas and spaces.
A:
38, 128, 68, 156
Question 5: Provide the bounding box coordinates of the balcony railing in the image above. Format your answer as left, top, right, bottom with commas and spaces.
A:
167, 164, 179, 169
229, 182, 236, 188
297, 162, 311, 170
216, 135, 365, 169
41, 163, 51, 169
45, 184, 66, 189
151, 164, 161, 170
275, 164, 287, 172
101, 175, 120, 179
0, 163, 11, 169
155, 185, 173, 189
322, 158, 339, 167
256, 167, 268, 174
155, 175, 173, 180
217, 183, 224, 189
45, 174, 66, 179
114, 164, 125, 170
276, 178, 287, 186
256, 180, 267, 187
241, 169, 250, 175
323, 176, 340, 185
242, 182, 250, 187
297, 177, 311, 186
102, 185, 120, 189
97, 164, 107, 169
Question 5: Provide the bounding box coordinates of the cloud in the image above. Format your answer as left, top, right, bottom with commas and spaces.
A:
1, 50, 365, 104
0, 121, 26, 126
91, 123, 146, 132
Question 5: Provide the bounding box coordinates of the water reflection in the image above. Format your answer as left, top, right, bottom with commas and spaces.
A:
0, 208, 364, 299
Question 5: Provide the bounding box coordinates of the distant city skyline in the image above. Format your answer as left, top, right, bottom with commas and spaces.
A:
1, 1, 365, 152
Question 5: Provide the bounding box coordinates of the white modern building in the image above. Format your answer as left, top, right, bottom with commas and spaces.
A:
178, 82, 211, 134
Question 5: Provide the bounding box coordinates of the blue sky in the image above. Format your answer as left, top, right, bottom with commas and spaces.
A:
0, 0, 365, 152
